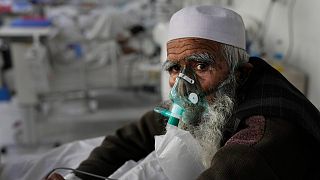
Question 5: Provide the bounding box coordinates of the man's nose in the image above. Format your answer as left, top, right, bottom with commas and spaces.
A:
169, 74, 178, 87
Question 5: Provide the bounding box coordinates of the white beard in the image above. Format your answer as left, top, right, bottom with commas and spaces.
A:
179, 74, 236, 168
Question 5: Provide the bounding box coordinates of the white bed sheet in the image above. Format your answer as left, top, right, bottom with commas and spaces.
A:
0, 137, 103, 180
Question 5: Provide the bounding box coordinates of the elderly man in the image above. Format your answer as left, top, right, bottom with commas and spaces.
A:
48, 5, 320, 180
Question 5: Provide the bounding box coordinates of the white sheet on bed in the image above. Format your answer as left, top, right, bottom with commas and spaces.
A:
0, 137, 103, 180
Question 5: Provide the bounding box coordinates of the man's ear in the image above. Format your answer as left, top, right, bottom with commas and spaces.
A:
235, 62, 253, 82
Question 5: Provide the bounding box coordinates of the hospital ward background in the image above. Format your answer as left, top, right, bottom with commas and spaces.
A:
0, 0, 319, 179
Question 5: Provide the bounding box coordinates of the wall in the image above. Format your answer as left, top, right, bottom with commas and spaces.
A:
232, 0, 320, 109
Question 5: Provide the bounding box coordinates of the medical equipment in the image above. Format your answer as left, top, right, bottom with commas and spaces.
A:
154, 67, 208, 126
45, 167, 116, 180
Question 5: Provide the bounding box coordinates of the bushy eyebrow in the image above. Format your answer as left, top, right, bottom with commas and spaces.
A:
163, 53, 215, 71
186, 53, 215, 63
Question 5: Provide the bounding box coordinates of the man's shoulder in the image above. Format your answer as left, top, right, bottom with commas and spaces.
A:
217, 115, 320, 179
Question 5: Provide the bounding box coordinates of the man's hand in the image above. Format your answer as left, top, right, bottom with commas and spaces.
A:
46, 173, 65, 180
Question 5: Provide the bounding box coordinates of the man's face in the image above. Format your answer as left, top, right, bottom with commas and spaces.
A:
166, 38, 230, 100
165, 38, 236, 168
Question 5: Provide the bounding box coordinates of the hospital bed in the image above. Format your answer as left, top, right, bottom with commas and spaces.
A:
0, 137, 103, 180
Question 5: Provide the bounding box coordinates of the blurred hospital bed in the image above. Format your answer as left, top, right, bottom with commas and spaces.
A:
1, 137, 103, 180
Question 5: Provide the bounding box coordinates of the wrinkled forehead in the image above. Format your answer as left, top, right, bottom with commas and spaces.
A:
166, 38, 224, 63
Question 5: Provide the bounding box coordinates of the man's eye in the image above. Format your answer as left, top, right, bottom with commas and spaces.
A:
168, 64, 181, 74
195, 63, 209, 71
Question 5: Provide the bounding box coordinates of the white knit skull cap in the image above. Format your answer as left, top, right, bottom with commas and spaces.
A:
168, 5, 246, 50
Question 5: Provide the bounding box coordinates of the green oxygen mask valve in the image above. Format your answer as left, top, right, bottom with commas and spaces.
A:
167, 103, 184, 126
153, 88, 185, 126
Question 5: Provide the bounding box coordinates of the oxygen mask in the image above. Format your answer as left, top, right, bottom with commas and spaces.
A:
154, 67, 208, 126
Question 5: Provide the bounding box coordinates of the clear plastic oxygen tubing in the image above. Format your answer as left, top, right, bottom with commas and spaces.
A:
44, 167, 117, 180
